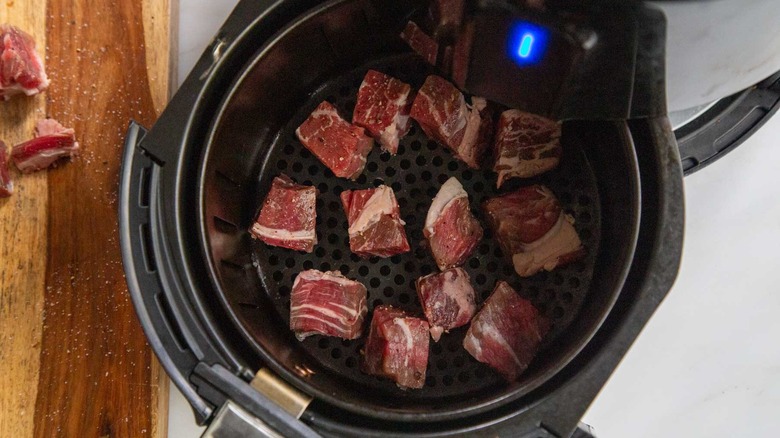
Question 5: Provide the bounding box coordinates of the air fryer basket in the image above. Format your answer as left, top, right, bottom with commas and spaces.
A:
197, 0, 641, 421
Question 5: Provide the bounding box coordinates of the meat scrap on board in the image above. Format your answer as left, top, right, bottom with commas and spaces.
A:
11, 118, 79, 173
0, 24, 50, 100
0, 141, 12, 198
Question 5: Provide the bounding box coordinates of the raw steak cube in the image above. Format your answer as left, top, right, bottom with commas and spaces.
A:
400, 21, 438, 65
493, 110, 562, 188
12, 118, 79, 173
424, 177, 483, 270
290, 270, 368, 340
456, 96, 494, 168
415, 267, 476, 341
0, 24, 50, 100
482, 185, 584, 277
463, 281, 551, 381
362, 305, 430, 389
410, 75, 491, 168
428, 0, 465, 41
0, 140, 12, 198
295, 101, 373, 180
410, 75, 468, 153
341, 185, 410, 258
352, 70, 414, 155
250, 174, 317, 253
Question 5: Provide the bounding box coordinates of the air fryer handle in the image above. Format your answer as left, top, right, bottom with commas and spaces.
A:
119, 121, 215, 423
121, 122, 322, 437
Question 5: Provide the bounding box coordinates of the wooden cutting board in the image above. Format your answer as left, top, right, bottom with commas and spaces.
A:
0, 0, 176, 437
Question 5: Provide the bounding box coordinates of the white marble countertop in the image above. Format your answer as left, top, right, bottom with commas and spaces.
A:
169, 2, 780, 436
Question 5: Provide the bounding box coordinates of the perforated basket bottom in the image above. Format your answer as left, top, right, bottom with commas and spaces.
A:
250, 55, 601, 400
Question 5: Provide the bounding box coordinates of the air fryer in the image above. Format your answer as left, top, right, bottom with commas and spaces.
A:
119, 0, 687, 437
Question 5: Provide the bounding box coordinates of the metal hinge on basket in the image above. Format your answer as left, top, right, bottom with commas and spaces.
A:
193, 364, 319, 438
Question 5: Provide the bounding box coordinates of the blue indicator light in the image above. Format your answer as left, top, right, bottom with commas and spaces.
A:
508, 22, 549, 66
518, 33, 535, 58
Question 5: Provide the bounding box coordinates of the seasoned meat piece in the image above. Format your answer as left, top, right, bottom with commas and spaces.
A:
250, 175, 317, 253
0, 140, 12, 197
290, 270, 368, 340
352, 70, 414, 155
415, 267, 476, 341
463, 281, 551, 381
0, 24, 50, 99
295, 101, 373, 180
410, 75, 491, 168
341, 185, 410, 258
362, 305, 430, 389
493, 110, 562, 187
482, 185, 584, 277
456, 96, 494, 168
410, 75, 468, 154
400, 21, 438, 65
424, 177, 483, 270
428, 0, 465, 41
11, 118, 79, 173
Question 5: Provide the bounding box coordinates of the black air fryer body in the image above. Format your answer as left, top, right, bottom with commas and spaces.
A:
119, 1, 685, 436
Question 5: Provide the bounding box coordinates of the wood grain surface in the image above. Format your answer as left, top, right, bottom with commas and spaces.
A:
0, 0, 176, 437
0, 4, 48, 438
